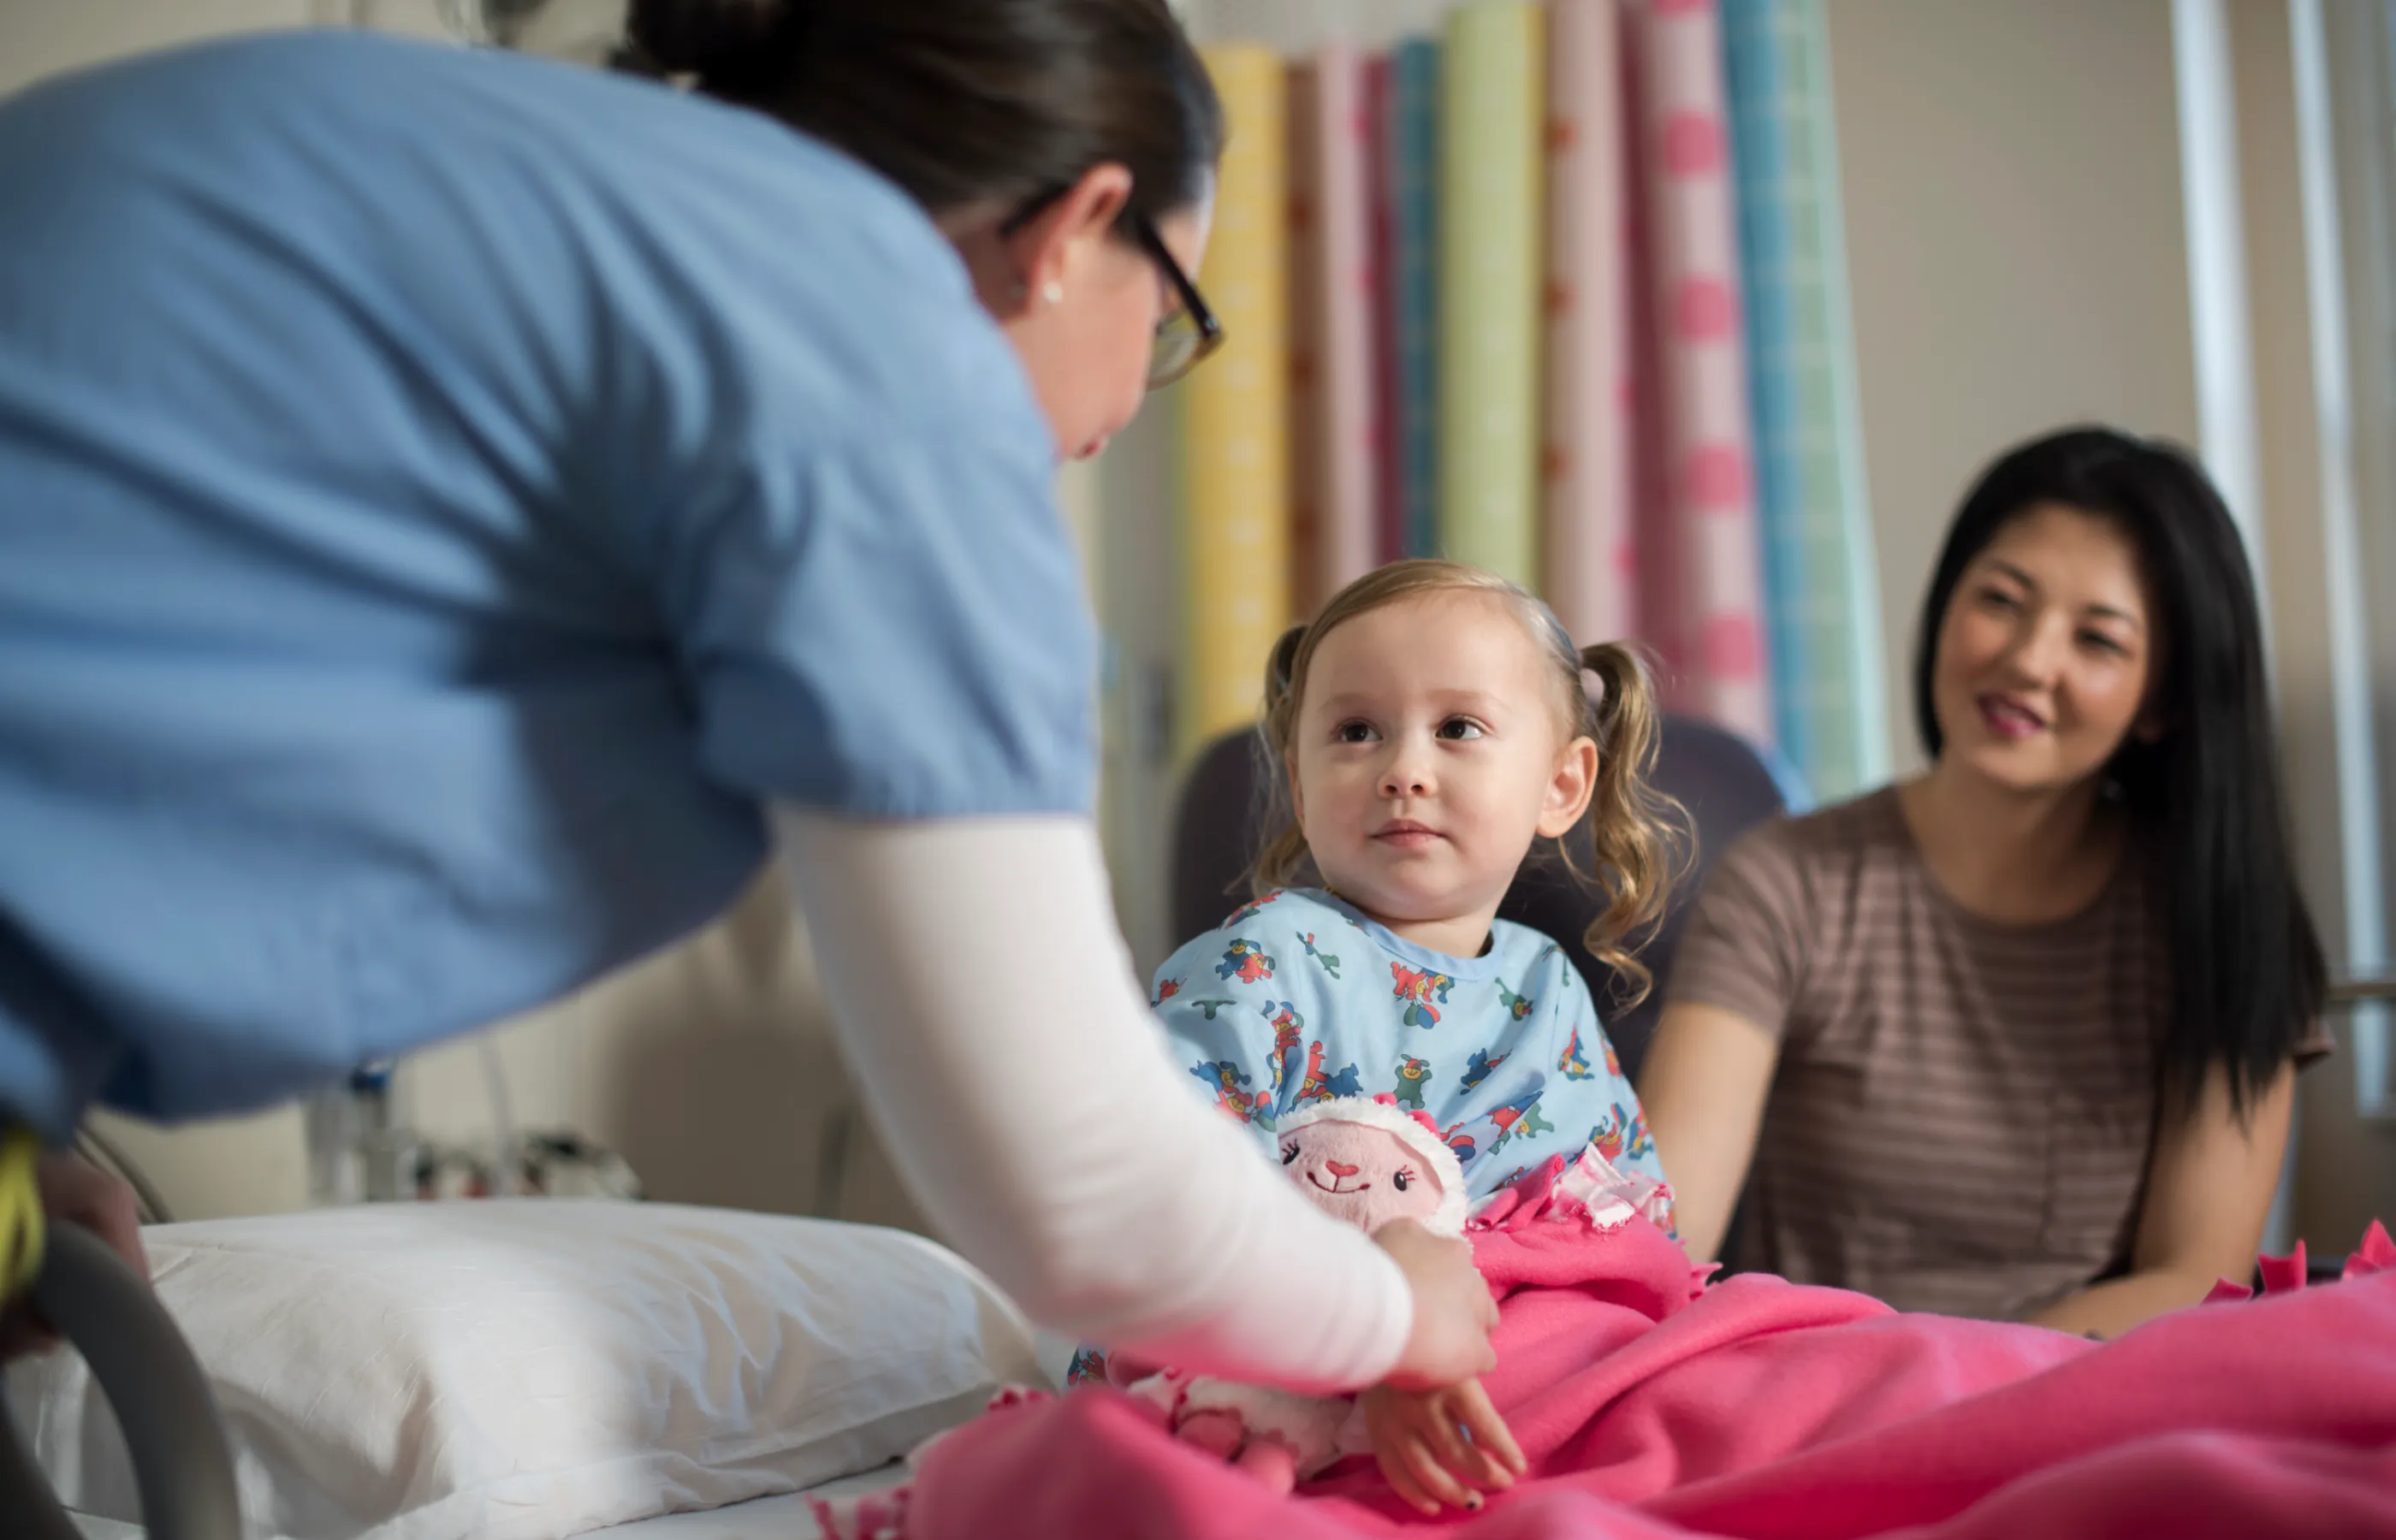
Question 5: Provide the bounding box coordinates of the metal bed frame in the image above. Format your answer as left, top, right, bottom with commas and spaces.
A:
3, 1223, 240, 1540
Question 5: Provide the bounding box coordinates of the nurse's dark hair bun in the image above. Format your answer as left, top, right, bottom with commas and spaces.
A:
618, 0, 1221, 236
626, 0, 807, 95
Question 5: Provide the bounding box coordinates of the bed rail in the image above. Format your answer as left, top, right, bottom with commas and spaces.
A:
1, 1221, 241, 1540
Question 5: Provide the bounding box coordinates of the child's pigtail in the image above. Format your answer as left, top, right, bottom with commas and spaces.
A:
1247, 624, 1315, 897
1571, 643, 1684, 1007
1264, 622, 1306, 717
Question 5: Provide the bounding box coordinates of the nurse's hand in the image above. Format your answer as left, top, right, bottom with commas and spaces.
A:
0, 1151, 147, 1362
1373, 1217, 1499, 1390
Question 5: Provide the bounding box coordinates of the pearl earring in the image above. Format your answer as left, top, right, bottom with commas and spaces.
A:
1041, 281, 1065, 305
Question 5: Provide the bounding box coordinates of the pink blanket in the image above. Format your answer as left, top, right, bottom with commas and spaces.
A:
825, 1176, 2396, 1539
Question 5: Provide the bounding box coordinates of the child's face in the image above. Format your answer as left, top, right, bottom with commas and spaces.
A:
1290, 591, 1595, 941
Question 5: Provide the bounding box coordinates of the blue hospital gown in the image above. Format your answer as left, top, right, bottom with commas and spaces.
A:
1064, 888, 1670, 1387
1152, 889, 1666, 1203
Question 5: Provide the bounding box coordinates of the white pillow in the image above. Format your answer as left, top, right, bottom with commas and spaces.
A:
6, 1201, 1039, 1540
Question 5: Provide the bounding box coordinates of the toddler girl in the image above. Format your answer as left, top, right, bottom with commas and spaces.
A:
1154, 560, 1675, 1213
1075, 561, 1679, 1511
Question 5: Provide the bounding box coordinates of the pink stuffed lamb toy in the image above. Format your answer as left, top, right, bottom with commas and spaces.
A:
1122, 1093, 1468, 1493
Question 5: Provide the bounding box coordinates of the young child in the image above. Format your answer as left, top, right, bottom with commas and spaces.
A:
1154, 559, 1675, 1213
1069, 560, 1676, 1513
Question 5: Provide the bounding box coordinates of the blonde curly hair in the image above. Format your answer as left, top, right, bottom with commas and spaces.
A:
1248, 560, 1683, 1007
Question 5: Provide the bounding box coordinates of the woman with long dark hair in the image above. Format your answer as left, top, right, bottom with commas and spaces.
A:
1639, 425, 2327, 1337
0, 0, 1499, 1399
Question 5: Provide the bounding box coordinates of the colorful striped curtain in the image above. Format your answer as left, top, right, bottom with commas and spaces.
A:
1542, 0, 1636, 647
1362, 53, 1405, 568
1628, 0, 1771, 744
1384, 38, 1442, 563
1436, 1, 1546, 592
1719, 0, 1812, 778
1158, 2, 1883, 797
1289, 42, 1380, 619
1723, 0, 1887, 798
1179, 45, 1292, 756
1288, 57, 1324, 619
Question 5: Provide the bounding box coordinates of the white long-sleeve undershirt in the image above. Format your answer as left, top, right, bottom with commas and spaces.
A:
772, 809, 1412, 1395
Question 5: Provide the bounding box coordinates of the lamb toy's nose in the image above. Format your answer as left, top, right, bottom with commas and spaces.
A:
1326, 1160, 1361, 1178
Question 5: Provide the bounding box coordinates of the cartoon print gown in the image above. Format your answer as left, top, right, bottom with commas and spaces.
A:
1153, 888, 1666, 1205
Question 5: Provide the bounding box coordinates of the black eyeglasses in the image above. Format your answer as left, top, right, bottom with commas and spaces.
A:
1130, 211, 1224, 388
1003, 192, 1225, 388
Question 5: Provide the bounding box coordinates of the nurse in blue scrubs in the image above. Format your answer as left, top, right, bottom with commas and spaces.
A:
0, 0, 1501, 1401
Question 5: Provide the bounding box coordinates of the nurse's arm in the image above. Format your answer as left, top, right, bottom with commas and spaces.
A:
772, 809, 1414, 1395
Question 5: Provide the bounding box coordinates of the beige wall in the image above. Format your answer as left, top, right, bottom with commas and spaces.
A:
1824, 0, 2201, 774
91, 872, 925, 1231
0, 2, 325, 96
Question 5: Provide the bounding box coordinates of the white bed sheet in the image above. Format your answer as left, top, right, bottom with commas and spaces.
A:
588, 1463, 910, 1539
62, 1461, 911, 1540
51, 1322, 1066, 1540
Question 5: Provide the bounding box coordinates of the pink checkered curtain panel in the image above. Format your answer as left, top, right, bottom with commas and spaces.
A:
1286, 57, 1326, 619
1288, 42, 1380, 619
1622, 0, 1774, 742
1363, 52, 1407, 569
1541, 0, 1637, 649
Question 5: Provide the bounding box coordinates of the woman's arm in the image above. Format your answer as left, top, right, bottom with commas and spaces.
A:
2027, 1061, 2296, 1339
773, 809, 1494, 1395
1634, 1002, 1781, 1265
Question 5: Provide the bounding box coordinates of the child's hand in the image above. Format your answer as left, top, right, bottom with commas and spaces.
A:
1359, 1377, 1527, 1515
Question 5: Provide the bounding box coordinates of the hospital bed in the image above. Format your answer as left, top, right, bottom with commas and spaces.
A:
15, 715, 2369, 1540
7, 1227, 922, 1540
9, 1223, 239, 1540
6, 1198, 1043, 1540
56, 1479, 916, 1540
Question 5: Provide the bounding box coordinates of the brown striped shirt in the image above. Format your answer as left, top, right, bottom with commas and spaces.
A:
1667, 788, 2178, 1321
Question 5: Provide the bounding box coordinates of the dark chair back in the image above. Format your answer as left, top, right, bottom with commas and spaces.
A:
1169, 714, 1795, 1082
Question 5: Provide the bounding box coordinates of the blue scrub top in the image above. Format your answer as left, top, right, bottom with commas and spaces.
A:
0, 33, 1095, 1139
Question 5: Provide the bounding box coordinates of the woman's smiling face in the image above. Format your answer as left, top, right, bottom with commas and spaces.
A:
1929, 502, 2162, 793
